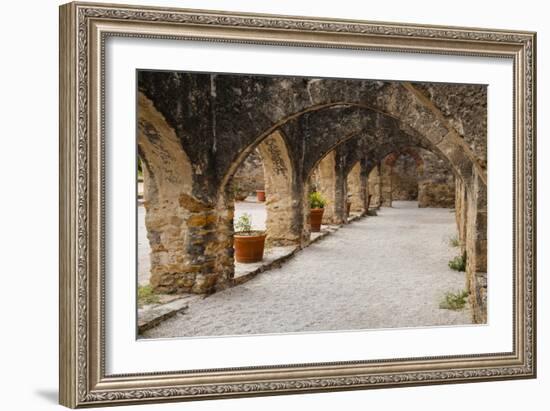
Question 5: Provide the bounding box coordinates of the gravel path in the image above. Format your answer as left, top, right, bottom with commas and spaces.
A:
143, 201, 472, 338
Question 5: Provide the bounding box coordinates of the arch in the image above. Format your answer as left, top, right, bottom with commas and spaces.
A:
380, 150, 423, 206
137, 72, 487, 304
385, 147, 424, 171
139, 71, 485, 202
215, 99, 480, 199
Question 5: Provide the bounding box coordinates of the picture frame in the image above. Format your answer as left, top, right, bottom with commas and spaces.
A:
59, 1, 536, 408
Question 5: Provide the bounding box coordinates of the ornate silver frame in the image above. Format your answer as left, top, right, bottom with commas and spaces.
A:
59, 2, 536, 408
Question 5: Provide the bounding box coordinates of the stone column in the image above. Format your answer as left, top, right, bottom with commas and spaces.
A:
138, 92, 233, 295
346, 161, 367, 215
317, 151, 346, 225
455, 177, 468, 250
145, 184, 234, 295
465, 170, 487, 324
257, 131, 304, 247
380, 161, 393, 207
368, 166, 381, 208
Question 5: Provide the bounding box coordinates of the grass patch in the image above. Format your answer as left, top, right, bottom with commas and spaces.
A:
439, 290, 469, 310
448, 252, 466, 272
137, 285, 161, 308
449, 235, 460, 247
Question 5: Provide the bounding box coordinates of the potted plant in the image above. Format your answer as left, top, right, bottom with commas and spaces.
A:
309, 191, 327, 232
233, 213, 266, 263
256, 189, 266, 202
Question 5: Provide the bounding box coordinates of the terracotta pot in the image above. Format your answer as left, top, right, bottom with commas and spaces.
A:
346, 201, 351, 215
310, 208, 324, 232
256, 190, 266, 202
234, 232, 266, 263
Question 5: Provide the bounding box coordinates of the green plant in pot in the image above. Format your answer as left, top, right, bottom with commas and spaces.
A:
309, 191, 327, 232
233, 213, 266, 263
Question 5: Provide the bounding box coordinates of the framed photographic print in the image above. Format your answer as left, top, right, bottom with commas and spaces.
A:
59, 1, 537, 408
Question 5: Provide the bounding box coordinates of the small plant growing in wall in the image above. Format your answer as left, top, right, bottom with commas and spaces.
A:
448, 251, 466, 272
439, 290, 469, 310
309, 191, 327, 232
233, 213, 266, 263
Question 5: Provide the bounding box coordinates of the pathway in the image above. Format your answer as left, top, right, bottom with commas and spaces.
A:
143, 201, 472, 338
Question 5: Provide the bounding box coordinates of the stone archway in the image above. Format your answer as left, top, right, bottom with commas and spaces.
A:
380, 148, 425, 207
137, 72, 487, 322
138, 92, 227, 294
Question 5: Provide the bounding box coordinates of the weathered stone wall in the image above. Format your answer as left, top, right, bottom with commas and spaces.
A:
138, 93, 234, 294
346, 161, 368, 214
455, 178, 468, 248
465, 171, 488, 323
138, 71, 487, 200
378, 148, 455, 208
417, 149, 455, 208
257, 131, 303, 247
368, 166, 381, 208
231, 149, 264, 196
316, 151, 347, 225
391, 155, 419, 201
379, 161, 393, 207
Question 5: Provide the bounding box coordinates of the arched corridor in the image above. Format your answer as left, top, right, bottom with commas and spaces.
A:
137, 70, 488, 334
143, 201, 471, 338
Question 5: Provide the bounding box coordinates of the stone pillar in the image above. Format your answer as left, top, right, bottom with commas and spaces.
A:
317, 151, 346, 225
143, 174, 234, 295
257, 131, 303, 247
138, 92, 233, 295
368, 166, 381, 208
455, 177, 468, 250
346, 161, 367, 215
380, 161, 393, 207
465, 170, 487, 324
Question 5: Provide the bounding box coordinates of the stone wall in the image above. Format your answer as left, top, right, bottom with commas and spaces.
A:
378, 148, 455, 208
347, 161, 368, 214
379, 161, 393, 207
391, 155, 419, 201
368, 166, 381, 208
417, 149, 455, 208
231, 149, 264, 196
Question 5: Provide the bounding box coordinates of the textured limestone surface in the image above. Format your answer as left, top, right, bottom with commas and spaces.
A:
231, 150, 264, 195
143, 201, 472, 338
138, 199, 267, 286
